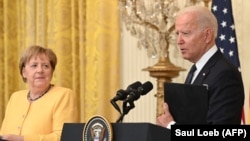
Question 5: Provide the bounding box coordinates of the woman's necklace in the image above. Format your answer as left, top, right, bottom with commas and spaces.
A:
27, 84, 52, 101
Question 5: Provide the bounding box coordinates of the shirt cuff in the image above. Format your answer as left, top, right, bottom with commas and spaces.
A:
166, 121, 176, 129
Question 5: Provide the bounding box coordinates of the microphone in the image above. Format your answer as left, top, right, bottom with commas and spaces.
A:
125, 81, 153, 102
116, 81, 153, 123
110, 81, 142, 114
111, 81, 142, 101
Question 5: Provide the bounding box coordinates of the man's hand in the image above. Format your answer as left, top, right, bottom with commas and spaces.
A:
156, 102, 174, 128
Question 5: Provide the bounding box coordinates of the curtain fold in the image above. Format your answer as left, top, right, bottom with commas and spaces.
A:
0, 0, 120, 125
85, 0, 120, 122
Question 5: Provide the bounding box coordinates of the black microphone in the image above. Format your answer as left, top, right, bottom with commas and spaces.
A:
125, 81, 153, 102
111, 81, 142, 114
111, 81, 142, 101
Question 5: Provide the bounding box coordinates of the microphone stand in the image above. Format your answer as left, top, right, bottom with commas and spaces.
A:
110, 98, 133, 123
110, 100, 122, 115
116, 100, 135, 123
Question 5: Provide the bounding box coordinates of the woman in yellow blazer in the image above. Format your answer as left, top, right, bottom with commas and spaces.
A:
0, 45, 79, 141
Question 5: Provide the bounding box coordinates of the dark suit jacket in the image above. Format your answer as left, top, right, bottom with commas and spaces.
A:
192, 50, 244, 124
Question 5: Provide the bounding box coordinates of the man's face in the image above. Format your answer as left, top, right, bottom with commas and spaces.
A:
175, 13, 207, 63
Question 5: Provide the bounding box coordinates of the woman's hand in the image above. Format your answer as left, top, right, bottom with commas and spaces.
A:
0, 134, 24, 141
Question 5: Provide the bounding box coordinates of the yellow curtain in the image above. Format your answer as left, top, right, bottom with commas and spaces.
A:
0, 0, 120, 124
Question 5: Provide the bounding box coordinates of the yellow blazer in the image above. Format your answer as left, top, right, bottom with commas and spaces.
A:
0, 85, 79, 141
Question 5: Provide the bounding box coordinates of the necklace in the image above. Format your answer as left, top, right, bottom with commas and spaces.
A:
27, 84, 52, 101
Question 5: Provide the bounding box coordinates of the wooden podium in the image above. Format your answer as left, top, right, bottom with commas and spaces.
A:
61, 123, 171, 141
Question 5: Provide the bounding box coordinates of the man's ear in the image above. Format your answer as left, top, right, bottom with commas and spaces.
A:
204, 28, 213, 43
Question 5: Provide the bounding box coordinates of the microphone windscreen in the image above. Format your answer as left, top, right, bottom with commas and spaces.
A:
139, 81, 153, 95
127, 81, 142, 91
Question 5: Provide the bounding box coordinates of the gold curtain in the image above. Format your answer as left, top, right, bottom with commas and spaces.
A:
0, 0, 120, 124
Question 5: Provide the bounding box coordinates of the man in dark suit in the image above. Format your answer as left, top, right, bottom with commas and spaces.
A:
156, 5, 244, 128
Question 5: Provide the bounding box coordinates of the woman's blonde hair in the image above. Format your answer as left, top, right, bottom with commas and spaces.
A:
19, 45, 57, 82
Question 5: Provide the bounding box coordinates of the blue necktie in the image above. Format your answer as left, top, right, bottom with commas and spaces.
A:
185, 64, 197, 84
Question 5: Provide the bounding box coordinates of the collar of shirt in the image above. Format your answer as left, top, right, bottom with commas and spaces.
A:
192, 45, 218, 81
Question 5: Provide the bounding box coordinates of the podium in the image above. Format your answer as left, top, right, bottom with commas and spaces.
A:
61, 123, 171, 141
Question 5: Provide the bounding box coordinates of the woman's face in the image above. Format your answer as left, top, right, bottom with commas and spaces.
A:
22, 54, 53, 89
